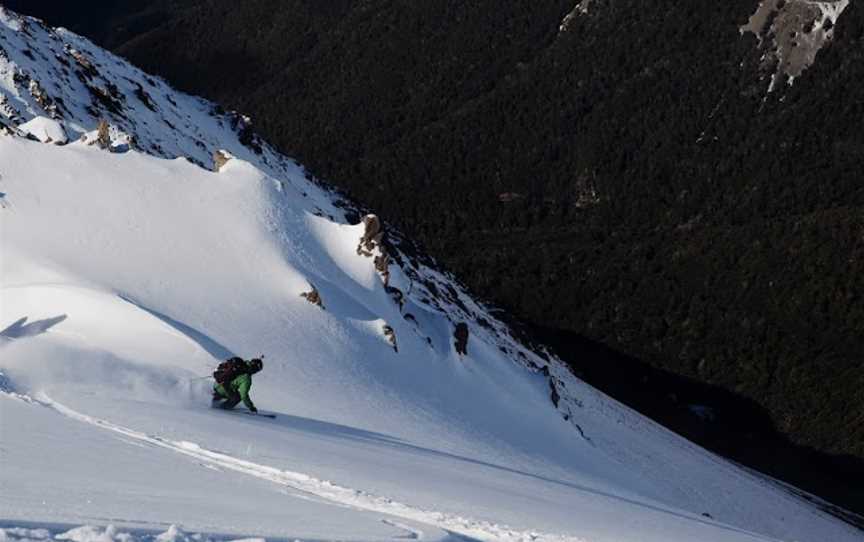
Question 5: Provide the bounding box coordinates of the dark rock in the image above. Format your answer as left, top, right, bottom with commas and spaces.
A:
356, 214, 383, 256
213, 150, 232, 172
549, 378, 561, 408
94, 119, 110, 149
300, 285, 324, 309
454, 322, 469, 356
383, 324, 398, 352
385, 285, 404, 308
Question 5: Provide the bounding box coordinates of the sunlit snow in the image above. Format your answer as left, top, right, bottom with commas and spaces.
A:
1, 6, 861, 542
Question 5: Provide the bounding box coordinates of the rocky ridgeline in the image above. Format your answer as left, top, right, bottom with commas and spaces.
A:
0, 6, 267, 169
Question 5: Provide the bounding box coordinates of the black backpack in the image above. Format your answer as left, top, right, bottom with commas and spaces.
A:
213, 357, 248, 385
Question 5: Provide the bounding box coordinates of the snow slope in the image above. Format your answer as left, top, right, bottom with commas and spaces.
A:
0, 7, 861, 542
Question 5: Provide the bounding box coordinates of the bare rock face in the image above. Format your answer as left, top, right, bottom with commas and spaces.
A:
385, 285, 404, 309
741, 0, 850, 90
94, 119, 110, 149
454, 322, 469, 356
300, 285, 324, 309
374, 253, 391, 286
549, 378, 561, 408
228, 112, 262, 154
383, 324, 398, 352
356, 214, 383, 256
357, 214, 392, 286
27, 79, 58, 119
213, 149, 232, 172
0, 94, 21, 123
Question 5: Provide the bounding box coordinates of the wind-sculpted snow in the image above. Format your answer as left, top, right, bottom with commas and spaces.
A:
1, 6, 862, 542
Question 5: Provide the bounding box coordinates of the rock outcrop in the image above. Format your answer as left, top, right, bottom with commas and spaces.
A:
300, 285, 324, 309
383, 324, 398, 352
741, 0, 851, 90
213, 149, 232, 172
454, 322, 469, 356
356, 214, 391, 286
356, 214, 383, 256
94, 119, 109, 149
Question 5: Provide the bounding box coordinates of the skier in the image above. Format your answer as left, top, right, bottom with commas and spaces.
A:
211, 357, 263, 413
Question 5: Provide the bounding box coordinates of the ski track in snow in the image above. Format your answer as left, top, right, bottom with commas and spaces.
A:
36, 394, 585, 542
0, 524, 265, 542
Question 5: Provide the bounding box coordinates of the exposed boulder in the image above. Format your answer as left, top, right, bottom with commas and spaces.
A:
94, 119, 110, 149
356, 214, 383, 256
383, 324, 398, 352
300, 285, 324, 309
213, 149, 233, 172
549, 378, 561, 408
356, 214, 393, 286
67, 47, 99, 79
374, 253, 391, 286
454, 322, 469, 356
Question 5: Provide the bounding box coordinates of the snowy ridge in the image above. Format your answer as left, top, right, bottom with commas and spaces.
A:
0, 5, 273, 171
1, 6, 862, 542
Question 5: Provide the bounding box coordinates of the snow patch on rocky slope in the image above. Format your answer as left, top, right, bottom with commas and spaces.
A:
559, 1, 594, 33
741, 0, 851, 91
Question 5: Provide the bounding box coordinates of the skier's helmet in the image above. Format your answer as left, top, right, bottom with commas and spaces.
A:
249, 358, 264, 373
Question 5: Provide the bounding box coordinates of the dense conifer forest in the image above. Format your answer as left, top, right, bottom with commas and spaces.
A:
12, 0, 863, 515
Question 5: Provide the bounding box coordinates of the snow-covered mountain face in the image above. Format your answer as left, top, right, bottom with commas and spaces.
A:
0, 7, 861, 542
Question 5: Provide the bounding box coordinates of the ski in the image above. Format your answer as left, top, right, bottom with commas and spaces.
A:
211, 407, 276, 418
232, 410, 276, 419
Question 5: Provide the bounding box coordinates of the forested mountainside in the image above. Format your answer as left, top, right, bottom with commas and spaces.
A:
10, 0, 863, 514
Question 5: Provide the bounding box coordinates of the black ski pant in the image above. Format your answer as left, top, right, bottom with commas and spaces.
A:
212, 387, 241, 410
